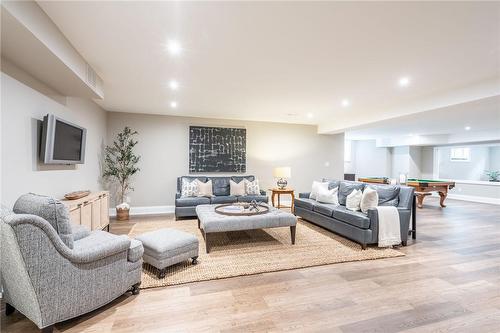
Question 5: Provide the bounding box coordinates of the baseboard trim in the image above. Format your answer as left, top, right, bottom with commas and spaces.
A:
109, 205, 175, 217
431, 193, 500, 205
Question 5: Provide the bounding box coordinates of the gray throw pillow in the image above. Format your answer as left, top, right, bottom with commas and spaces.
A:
13, 193, 74, 249
371, 185, 400, 207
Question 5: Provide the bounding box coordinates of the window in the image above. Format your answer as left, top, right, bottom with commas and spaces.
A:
344, 140, 352, 162
450, 147, 470, 162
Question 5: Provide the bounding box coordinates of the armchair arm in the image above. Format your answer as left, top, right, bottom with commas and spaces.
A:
299, 192, 311, 198
4, 214, 130, 264
71, 231, 131, 263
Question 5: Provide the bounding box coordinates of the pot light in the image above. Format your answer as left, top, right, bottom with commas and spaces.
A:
170, 101, 178, 108
465, 126, 471, 131
169, 80, 179, 90
341, 99, 350, 107
307, 113, 313, 119
166, 40, 182, 55
399, 77, 410, 87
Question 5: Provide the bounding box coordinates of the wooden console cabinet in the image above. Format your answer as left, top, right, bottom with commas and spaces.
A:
61, 191, 110, 231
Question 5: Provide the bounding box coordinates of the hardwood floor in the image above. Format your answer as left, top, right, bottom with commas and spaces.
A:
3, 197, 500, 332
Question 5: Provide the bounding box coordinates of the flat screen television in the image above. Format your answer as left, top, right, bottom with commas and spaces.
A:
40, 114, 87, 164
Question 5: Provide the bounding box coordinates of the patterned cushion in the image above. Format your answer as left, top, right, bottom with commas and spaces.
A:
13, 193, 74, 249
245, 179, 260, 195
181, 178, 199, 197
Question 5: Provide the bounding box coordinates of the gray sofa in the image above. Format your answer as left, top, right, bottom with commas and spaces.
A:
1, 194, 143, 333
175, 175, 268, 219
294, 180, 414, 249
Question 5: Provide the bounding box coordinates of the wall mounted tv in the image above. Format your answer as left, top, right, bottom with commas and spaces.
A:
40, 114, 87, 164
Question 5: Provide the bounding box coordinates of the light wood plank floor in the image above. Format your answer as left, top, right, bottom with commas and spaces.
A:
3, 197, 500, 332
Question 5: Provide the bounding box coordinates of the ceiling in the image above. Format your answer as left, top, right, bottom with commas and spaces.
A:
38, 1, 500, 134
345, 95, 500, 140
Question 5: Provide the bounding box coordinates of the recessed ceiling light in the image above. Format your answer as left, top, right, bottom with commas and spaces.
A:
341, 99, 350, 107
170, 101, 178, 108
465, 126, 471, 131
169, 80, 179, 90
399, 77, 410, 87
166, 40, 182, 55
307, 113, 313, 119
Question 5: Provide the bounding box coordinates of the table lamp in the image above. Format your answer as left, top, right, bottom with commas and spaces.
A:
273, 167, 291, 189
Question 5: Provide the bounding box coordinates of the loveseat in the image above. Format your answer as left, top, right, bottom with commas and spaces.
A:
175, 175, 268, 219
294, 179, 414, 249
1, 194, 143, 333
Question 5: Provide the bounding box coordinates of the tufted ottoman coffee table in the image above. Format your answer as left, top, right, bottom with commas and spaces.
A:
135, 228, 199, 278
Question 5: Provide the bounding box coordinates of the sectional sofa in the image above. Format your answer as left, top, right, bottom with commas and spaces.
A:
175, 175, 268, 219
294, 179, 414, 249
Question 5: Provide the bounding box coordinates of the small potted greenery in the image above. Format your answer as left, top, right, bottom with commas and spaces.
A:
485, 170, 500, 182
103, 127, 141, 220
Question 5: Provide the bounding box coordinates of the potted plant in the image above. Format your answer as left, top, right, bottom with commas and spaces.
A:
103, 127, 140, 220
485, 170, 500, 182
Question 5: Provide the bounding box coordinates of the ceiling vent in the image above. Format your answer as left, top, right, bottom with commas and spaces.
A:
86, 63, 97, 88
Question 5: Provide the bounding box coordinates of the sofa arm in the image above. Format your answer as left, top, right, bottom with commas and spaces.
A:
367, 207, 411, 243
176, 192, 181, 199
71, 231, 131, 263
299, 192, 311, 198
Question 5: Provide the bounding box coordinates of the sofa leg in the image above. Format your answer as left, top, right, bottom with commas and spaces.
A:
41, 325, 54, 333
402, 240, 407, 246
158, 268, 166, 279
5, 303, 15, 316
192, 256, 198, 265
131, 282, 141, 295
361, 243, 367, 250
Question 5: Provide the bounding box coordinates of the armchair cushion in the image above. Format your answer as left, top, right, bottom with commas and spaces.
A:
13, 193, 73, 249
72, 230, 131, 263
71, 223, 90, 241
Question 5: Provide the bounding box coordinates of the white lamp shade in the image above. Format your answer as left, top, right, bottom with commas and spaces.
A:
273, 167, 291, 178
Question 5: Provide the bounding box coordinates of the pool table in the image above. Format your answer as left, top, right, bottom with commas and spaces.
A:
406, 179, 455, 208
358, 177, 390, 184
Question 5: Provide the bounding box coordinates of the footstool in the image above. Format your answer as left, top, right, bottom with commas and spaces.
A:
135, 228, 199, 278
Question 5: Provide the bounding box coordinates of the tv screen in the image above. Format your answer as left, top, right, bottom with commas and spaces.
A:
53, 120, 84, 161
40, 114, 87, 164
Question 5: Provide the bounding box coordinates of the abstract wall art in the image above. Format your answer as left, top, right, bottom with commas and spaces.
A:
189, 126, 246, 173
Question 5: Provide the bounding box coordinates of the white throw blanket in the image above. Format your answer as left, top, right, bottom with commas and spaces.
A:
376, 206, 401, 247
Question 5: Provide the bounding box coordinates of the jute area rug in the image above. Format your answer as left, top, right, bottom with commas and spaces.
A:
127, 218, 404, 289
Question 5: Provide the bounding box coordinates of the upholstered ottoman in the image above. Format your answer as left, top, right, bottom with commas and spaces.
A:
135, 228, 199, 278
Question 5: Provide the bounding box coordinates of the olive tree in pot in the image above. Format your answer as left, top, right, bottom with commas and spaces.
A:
103, 127, 140, 220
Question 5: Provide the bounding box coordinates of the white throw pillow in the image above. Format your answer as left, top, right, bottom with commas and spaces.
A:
309, 181, 329, 200
360, 186, 379, 214
196, 179, 214, 197
245, 179, 260, 195
181, 178, 199, 197
346, 189, 362, 211
316, 187, 339, 205
230, 180, 246, 196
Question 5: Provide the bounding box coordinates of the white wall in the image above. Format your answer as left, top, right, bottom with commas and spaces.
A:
437, 146, 490, 181
488, 146, 500, 172
349, 140, 391, 177
408, 146, 422, 178
1, 70, 107, 207
390, 146, 409, 178
107, 112, 344, 207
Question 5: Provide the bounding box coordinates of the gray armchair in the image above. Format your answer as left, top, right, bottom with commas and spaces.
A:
1, 194, 143, 333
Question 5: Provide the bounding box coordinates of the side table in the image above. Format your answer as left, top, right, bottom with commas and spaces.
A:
270, 188, 295, 213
